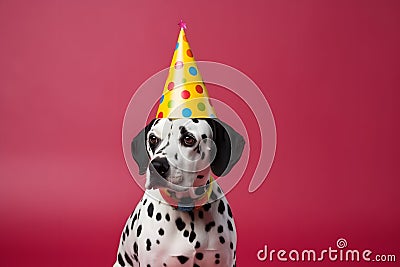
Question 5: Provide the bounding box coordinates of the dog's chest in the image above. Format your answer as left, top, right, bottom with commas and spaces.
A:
119, 188, 237, 267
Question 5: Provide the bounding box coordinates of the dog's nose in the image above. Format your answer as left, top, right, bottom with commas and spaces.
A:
151, 157, 170, 178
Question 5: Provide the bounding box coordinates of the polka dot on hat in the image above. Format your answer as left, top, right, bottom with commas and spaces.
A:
197, 102, 205, 111
181, 90, 190, 99
182, 108, 192, 117
188, 66, 197, 76
167, 82, 174, 90
195, 85, 203, 94
174, 61, 183, 70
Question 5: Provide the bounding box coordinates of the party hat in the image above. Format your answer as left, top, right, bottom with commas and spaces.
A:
156, 20, 217, 119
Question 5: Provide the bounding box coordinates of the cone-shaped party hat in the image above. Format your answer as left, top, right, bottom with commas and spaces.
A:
156, 20, 216, 119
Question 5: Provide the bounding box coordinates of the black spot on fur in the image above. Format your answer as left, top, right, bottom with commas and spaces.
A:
201, 134, 207, 139
147, 203, 154, 218
227, 204, 233, 218
201, 152, 205, 160
195, 241, 201, 249
210, 191, 218, 201
175, 217, 186, 231
195, 186, 206, 195
227, 220, 233, 231
156, 212, 162, 221
122, 232, 126, 242
124, 252, 133, 266
197, 175, 204, 179
183, 230, 189, 237
133, 242, 138, 254
203, 203, 211, 211
118, 253, 125, 266
158, 228, 164, 236
189, 231, 196, 242
179, 197, 194, 207
177, 255, 189, 264
146, 239, 151, 251
217, 225, 224, 233
198, 210, 204, 219
230, 242, 234, 250
219, 236, 225, 244
156, 240, 160, 244
175, 153, 178, 160
227, 219, 234, 231
125, 225, 130, 236
190, 222, 194, 230
206, 180, 210, 190
205, 221, 216, 232
179, 126, 187, 135
192, 118, 199, 123
188, 211, 195, 221
217, 186, 222, 194
143, 199, 147, 205
136, 225, 142, 237
131, 214, 137, 230
195, 252, 204, 260
165, 213, 170, 221
218, 200, 225, 214
153, 119, 160, 126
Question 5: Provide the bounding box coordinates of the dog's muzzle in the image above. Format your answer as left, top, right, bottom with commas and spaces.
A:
150, 157, 170, 179
146, 157, 189, 192
146, 157, 173, 190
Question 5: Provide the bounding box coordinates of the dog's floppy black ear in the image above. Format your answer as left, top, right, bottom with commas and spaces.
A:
131, 119, 156, 175
206, 118, 245, 177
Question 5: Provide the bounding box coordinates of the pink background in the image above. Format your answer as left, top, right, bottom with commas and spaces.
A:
1, 0, 399, 266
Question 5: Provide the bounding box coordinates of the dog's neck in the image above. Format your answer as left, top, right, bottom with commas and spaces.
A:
159, 174, 214, 212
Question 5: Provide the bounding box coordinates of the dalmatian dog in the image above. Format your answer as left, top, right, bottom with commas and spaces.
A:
114, 118, 245, 267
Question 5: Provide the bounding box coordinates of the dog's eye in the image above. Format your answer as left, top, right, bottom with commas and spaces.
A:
149, 134, 160, 147
182, 135, 196, 147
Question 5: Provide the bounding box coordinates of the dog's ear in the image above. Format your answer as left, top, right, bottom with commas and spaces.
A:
131, 119, 156, 175
206, 118, 245, 177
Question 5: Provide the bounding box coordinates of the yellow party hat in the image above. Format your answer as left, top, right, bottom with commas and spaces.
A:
156, 20, 217, 119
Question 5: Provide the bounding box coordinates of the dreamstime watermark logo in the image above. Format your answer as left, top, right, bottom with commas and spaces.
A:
257, 238, 397, 263
122, 61, 277, 195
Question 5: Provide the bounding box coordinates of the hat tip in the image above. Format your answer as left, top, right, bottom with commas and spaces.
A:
178, 19, 187, 30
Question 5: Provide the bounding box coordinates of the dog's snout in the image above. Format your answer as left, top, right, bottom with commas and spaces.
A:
151, 157, 170, 178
